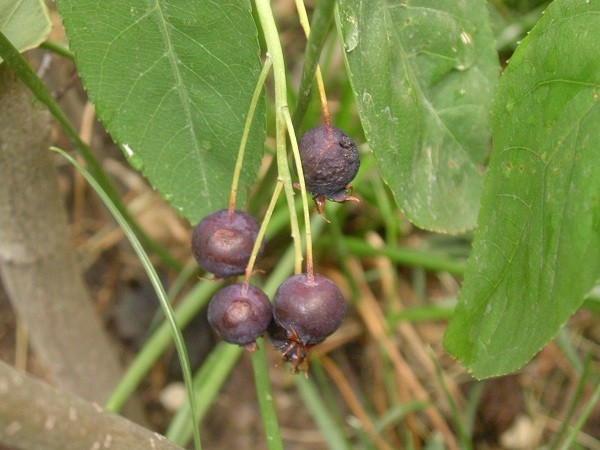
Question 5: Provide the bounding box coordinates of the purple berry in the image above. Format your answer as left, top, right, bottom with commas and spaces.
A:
273, 273, 346, 346
269, 273, 345, 373
207, 283, 272, 347
298, 125, 360, 210
191, 209, 263, 278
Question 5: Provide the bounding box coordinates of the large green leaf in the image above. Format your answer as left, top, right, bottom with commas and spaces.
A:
58, 0, 265, 224
336, 0, 499, 232
444, 0, 600, 378
0, 0, 50, 64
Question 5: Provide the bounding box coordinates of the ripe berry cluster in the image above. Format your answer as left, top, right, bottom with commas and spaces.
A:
191, 124, 359, 372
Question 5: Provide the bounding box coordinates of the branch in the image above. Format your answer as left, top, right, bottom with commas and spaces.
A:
0, 361, 182, 450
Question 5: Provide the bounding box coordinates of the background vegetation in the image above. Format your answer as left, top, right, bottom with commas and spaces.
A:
0, 0, 599, 449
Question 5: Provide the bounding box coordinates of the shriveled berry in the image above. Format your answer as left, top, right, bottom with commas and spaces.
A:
207, 283, 272, 348
298, 125, 360, 213
273, 273, 346, 346
191, 209, 263, 278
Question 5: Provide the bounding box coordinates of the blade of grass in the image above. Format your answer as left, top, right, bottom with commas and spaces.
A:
310, 358, 350, 434
337, 237, 467, 276
148, 258, 201, 334
371, 175, 400, 246
166, 343, 243, 444
387, 303, 456, 325
559, 379, 600, 450
551, 353, 593, 449
430, 351, 471, 449
296, 375, 353, 450
52, 147, 201, 450
373, 401, 428, 433
555, 328, 585, 374
105, 279, 221, 413
252, 338, 284, 450
0, 30, 182, 272
166, 259, 200, 303
463, 381, 484, 439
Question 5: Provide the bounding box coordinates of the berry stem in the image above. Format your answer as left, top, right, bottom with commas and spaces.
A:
243, 179, 284, 288
283, 107, 314, 281
293, 0, 331, 128
255, 0, 304, 275
228, 55, 273, 215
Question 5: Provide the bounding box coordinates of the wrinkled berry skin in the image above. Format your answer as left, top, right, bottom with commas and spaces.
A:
298, 125, 359, 201
207, 284, 272, 346
273, 273, 346, 346
191, 209, 263, 278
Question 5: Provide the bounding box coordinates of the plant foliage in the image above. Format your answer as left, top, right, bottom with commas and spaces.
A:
58, 0, 265, 224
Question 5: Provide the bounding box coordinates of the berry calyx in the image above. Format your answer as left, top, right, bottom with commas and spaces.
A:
207, 283, 273, 350
297, 125, 360, 215
267, 318, 309, 373
191, 209, 263, 278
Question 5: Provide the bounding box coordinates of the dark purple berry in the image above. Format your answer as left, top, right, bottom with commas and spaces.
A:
207, 283, 272, 348
273, 273, 346, 346
191, 209, 263, 278
298, 125, 360, 213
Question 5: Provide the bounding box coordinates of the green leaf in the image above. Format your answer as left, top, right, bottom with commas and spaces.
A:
58, 0, 265, 224
0, 0, 51, 63
336, 0, 499, 232
444, 0, 600, 378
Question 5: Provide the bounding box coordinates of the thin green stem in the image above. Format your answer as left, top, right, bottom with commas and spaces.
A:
295, 376, 352, 450
291, 0, 336, 129
431, 352, 471, 449
166, 343, 242, 445
387, 303, 456, 324
148, 258, 201, 330
336, 236, 467, 276
463, 382, 484, 439
229, 56, 273, 213
558, 380, 600, 450
372, 175, 399, 247
283, 107, 314, 279
244, 179, 283, 285
52, 148, 201, 450
555, 328, 585, 374
550, 353, 592, 449
373, 402, 428, 432
166, 258, 200, 302
252, 338, 284, 450
40, 40, 74, 60
0, 30, 182, 272
105, 279, 221, 413
294, 0, 331, 127
254, 0, 303, 274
